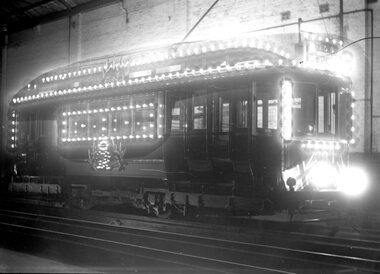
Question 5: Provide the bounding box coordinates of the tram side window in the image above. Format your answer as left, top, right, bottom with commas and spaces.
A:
337, 92, 352, 138
236, 97, 248, 128
255, 84, 278, 133
192, 93, 207, 130
133, 97, 156, 138
212, 93, 230, 133
317, 92, 337, 135
27, 113, 37, 141
94, 114, 108, 137
67, 104, 85, 139
171, 96, 187, 132
220, 97, 230, 132
255, 100, 277, 132
87, 102, 106, 138
60, 94, 158, 140
69, 116, 88, 139
18, 112, 37, 148
112, 107, 131, 137
267, 100, 278, 130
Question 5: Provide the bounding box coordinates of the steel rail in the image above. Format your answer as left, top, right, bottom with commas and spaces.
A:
0, 221, 294, 274
2, 208, 380, 252
1, 209, 378, 272
0, 224, 221, 274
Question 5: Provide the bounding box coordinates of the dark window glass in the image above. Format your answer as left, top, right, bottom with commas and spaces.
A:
212, 93, 230, 133
267, 99, 278, 130
337, 91, 352, 139
255, 83, 278, 133
281, 11, 290, 21
317, 92, 337, 135
236, 97, 248, 128
293, 83, 316, 136
114, 109, 131, 137
319, 3, 329, 13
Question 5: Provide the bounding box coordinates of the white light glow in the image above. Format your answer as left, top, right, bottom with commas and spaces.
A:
338, 167, 368, 196
329, 50, 354, 76
281, 79, 293, 140
307, 162, 338, 189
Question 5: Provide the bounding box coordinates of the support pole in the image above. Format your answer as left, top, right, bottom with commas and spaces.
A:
1, 24, 8, 181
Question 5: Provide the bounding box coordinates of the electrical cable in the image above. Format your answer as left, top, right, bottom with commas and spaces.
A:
181, 0, 220, 43
317, 36, 380, 60
316, 0, 331, 39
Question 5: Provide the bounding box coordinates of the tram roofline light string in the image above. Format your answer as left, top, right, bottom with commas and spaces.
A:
300, 36, 380, 64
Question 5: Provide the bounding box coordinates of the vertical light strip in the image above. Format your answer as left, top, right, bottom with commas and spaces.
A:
318, 96, 324, 133
157, 91, 164, 139
10, 110, 18, 149
257, 100, 263, 129
281, 79, 293, 140
330, 93, 336, 134
350, 91, 356, 144
61, 107, 69, 142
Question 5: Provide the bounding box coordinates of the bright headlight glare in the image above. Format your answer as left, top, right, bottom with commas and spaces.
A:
338, 167, 368, 196
307, 162, 337, 189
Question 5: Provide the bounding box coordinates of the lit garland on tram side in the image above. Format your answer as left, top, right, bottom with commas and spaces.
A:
11, 35, 346, 106
60, 100, 164, 143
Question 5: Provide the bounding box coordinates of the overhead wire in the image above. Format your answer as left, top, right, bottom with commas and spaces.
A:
318, 36, 380, 59
316, 0, 331, 39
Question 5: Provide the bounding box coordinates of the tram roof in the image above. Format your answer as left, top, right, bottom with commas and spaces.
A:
11, 38, 351, 108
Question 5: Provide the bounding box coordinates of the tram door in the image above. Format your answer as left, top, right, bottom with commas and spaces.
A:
211, 90, 230, 160
209, 89, 232, 182
164, 92, 188, 179
232, 88, 251, 162
210, 87, 251, 162
252, 82, 281, 190
186, 90, 211, 174
231, 87, 252, 194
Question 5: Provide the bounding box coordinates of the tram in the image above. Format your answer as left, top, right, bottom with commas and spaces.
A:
5, 36, 363, 216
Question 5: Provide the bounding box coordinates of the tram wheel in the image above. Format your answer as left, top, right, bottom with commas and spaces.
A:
153, 203, 172, 219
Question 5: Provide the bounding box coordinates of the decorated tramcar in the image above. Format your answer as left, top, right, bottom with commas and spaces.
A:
6, 37, 363, 216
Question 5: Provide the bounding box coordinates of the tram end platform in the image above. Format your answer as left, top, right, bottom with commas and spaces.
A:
245, 152, 380, 227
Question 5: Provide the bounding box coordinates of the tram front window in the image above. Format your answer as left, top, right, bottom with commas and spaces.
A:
292, 83, 348, 138
317, 91, 337, 135
293, 83, 316, 136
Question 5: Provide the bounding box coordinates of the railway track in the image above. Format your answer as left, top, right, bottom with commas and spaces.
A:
0, 204, 379, 273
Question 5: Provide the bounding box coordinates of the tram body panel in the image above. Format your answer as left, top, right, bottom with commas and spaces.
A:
5, 40, 360, 213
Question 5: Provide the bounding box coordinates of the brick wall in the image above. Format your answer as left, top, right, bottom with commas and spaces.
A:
2, 0, 378, 153
5, 19, 70, 104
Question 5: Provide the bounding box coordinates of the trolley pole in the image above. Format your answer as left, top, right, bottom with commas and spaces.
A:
294, 18, 304, 61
